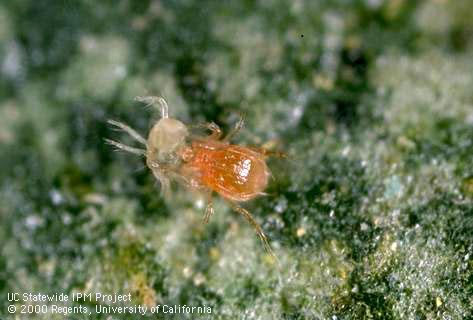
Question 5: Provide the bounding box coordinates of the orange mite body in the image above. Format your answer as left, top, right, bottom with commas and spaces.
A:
183, 140, 270, 202
106, 96, 281, 258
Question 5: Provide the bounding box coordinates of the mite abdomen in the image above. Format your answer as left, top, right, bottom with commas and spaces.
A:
192, 145, 269, 202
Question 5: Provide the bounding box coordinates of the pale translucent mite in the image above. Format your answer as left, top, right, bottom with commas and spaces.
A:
106, 96, 284, 258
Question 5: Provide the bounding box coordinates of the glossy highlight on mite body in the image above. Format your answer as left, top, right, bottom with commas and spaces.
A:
106, 96, 283, 258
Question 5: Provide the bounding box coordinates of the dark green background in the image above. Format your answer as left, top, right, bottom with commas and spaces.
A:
0, 0, 472, 319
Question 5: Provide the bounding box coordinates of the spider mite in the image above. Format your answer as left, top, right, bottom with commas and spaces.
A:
105, 96, 283, 259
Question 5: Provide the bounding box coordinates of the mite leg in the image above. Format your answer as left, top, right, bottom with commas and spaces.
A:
229, 201, 276, 259
158, 175, 171, 199
222, 114, 245, 142
135, 96, 169, 119
190, 122, 222, 140
107, 120, 147, 145
203, 122, 222, 140
147, 160, 172, 198
104, 138, 146, 156
249, 147, 287, 158
203, 191, 214, 224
